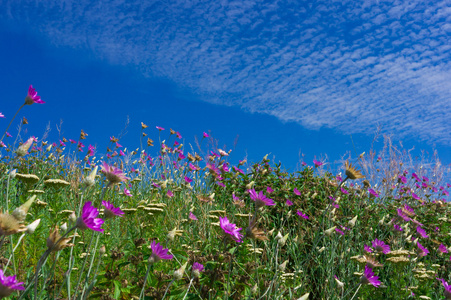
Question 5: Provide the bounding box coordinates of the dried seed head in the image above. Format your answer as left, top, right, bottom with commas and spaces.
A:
0, 212, 27, 236
46, 226, 74, 252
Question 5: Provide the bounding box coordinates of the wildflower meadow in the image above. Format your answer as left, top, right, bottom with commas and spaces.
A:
1, 86, 451, 299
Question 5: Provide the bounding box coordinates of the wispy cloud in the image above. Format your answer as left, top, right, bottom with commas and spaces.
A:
3, 0, 450, 144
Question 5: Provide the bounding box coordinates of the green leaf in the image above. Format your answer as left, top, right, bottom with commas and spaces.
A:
113, 280, 121, 299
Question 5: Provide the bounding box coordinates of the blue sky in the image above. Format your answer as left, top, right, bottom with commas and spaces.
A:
0, 0, 450, 172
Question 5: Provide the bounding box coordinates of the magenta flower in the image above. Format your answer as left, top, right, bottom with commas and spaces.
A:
416, 226, 429, 238
296, 210, 309, 220
266, 186, 274, 193
411, 192, 420, 200
340, 187, 349, 195
219, 216, 243, 242
397, 209, 410, 222
372, 239, 390, 254
286, 199, 293, 206
437, 278, 451, 300
0, 269, 24, 296
184, 176, 193, 184
156, 126, 165, 131
101, 162, 128, 185
417, 242, 429, 256
167, 190, 174, 198
364, 245, 373, 253
313, 159, 323, 167
368, 189, 379, 197
192, 262, 204, 278
439, 244, 448, 253
399, 176, 407, 184
0, 141, 5, 148
76, 202, 104, 232
402, 204, 415, 216
0, 113, 4, 118
24, 85, 44, 105
189, 212, 198, 221
360, 265, 381, 287
121, 188, 132, 197
149, 240, 173, 263
203, 132, 209, 138
335, 228, 345, 235
102, 201, 124, 218
249, 189, 275, 208
393, 224, 403, 231
5, 132, 11, 138
293, 188, 301, 196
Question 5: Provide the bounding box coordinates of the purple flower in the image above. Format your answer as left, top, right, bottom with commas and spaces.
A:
286, 199, 293, 206
340, 187, 349, 195
437, 278, 451, 300
293, 188, 301, 196
149, 240, 173, 263
156, 126, 165, 131
416, 226, 429, 238
249, 189, 275, 208
123, 188, 133, 197
184, 176, 193, 184
266, 186, 274, 194
372, 239, 390, 254
0, 269, 25, 296
167, 190, 174, 198
368, 189, 379, 198
397, 209, 410, 222
399, 176, 407, 184
364, 245, 373, 253
393, 224, 403, 231
335, 228, 345, 235
189, 212, 198, 221
296, 210, 309, 220
76, 202, 104, 232
24, 85, 44, 105
203, 132, 209, 138
101, 162, 128, 185
0, 113, 4, 118
402, 204, 415, 216
411, 193, 420, 200
360, 265, 381, 287
192, 262, 204, 278
417, 242, 429, 256
313, 159, 323, 167
438, 244, 448, 253
219, 216, 243, 242
102, 201, 124, 218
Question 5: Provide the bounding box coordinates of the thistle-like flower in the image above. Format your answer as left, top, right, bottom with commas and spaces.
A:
192, 262, 204, 278
245, 218, 268, 241
102, 201, 124, 219
76, 202, 104, 232
0, 212, 26, 236
437, 278, 451, 300
372, 239, 390, 254
248, 189, 275, 208
101, 162, 128, 186
359, 265, 381, 287
219, 216, 243, 242
0, 269, 24, 297
46, 226, 74, 252
24, 85, 44, 105
149, 240, 173, 263
344, 160, 365, 180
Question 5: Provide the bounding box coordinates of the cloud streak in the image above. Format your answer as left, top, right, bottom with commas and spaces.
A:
3, 0, 450, 144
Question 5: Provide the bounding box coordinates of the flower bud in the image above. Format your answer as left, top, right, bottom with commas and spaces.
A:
27, 219, 41, 234
11, 195, 36, 221
348, 215, 358, 228
173, 261, 188, 280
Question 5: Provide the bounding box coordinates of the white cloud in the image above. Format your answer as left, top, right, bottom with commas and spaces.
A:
2, 0, 450, 144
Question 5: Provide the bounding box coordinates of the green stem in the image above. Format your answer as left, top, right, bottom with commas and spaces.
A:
0, 103, 25, 142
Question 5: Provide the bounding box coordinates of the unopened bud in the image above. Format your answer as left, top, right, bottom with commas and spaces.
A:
348, 215, 358, 228
325, 226, 337, 236
27, 219, 41, 234
61, 223, 68, 232
278, 260, 289, 272
12, 195, 36, 221
173, 261, 188, 280
99, 245, 106, 255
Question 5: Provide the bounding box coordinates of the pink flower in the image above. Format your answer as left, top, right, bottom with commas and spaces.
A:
364, 245, 373, 253
397, 209, 410, 222
167, 190, 174, 198
416, 226, 429, 238
24, 85, 44, 105
102, 201, 124, 218
411, 193, 420, 200
119, 150, 125, 156
249, 189, 275, 208
368, 189, 379, 198
184, 176, 193, 184
286, 199, 293, 206
266, 186, 274, 194
437, 278, 451, 299
360, 265, 381, 287
335, 228, 345, 235
340, 187, 349, 195
372, 239, 390, 254
76, 202, 104, 232
116, 142, 122, 148
5, 132, 11, 138
203, 132, 209, 138
0, 141, 5, 148
0, 269, 25, 296
216, 182, 225, 187
149, 240, 173, 263
189, 212, 198, 221
0, 113, 4, 118
156, 126, 165, 131
417, 242, 429, 256
313, 159, 323, 167
293, 188, 301, 196
438, 244, 448, 253
123, 188, 133, 197
219, 216, 243, 242
101, 162, 129, 185
296, 210, 309, 219
192, 262, 204, 278
393, 224, 403, 231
